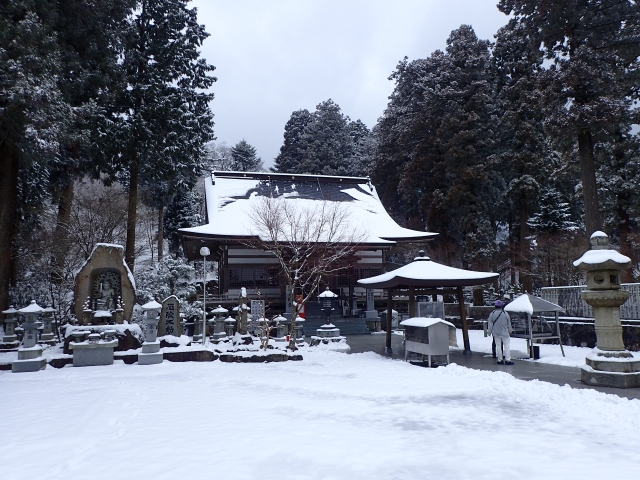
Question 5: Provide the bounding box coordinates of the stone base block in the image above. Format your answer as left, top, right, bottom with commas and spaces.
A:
141, 341, 160, 354
138, 352, 163, 365
365, 310, 379, 319
72, 342, 117, 367
316, 326, 341, 338
18, 346, 43, 360
309, 335, 346, 346
40, 333, 55, 342
581, 365, 640, 388
12, 357, 47, 372
0, 340, 20, 351
585, 356, 640, 373
210, 332, 227, 340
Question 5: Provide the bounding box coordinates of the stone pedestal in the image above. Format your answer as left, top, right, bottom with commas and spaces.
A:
70, 339, 118, 367
310, 323, 345, 346
574, 232, 640, 388
139, 340, 163, 365
12, 346, 47, 372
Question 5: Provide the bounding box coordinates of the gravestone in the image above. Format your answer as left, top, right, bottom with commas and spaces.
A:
159, 296, 181, 337
74, 244, 135, 323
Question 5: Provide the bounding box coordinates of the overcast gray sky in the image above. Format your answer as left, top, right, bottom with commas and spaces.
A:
191, 0, 509, 169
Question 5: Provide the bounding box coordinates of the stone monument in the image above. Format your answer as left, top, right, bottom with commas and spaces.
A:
159, 295, 181, 337
139, 300, 163, 365
1, 306, 20, 350
74, 244, 135, 323
12, 301, 47, 373
574, 231, 640, 388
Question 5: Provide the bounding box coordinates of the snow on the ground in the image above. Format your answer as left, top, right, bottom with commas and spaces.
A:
2, 351, 640, 480
456, 329, 597, 368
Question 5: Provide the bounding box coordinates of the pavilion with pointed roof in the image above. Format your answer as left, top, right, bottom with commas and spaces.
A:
358, 251, 499, 355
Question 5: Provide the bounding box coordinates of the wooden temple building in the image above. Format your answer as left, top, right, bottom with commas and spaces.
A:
179, 171, 438, 315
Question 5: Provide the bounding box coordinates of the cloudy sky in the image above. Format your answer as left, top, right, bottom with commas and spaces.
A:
191, 0, 509, 169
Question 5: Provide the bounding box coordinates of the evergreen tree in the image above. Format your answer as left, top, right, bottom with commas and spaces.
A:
374, 26, 500, 269
230, 139, 263, 172
273, 100, 372, 177
98, 0, 216, 271
0, 0, 66, 310
163, 189, 202, 255
273, 109, 313, 173
498, 0, 640, 238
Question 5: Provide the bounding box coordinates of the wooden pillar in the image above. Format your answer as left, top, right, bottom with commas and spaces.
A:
408, 286, 415, 318
386, 288, 393, 355
457, 286, 471, 354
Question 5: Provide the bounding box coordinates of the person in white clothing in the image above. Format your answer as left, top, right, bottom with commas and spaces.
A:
487, 300, 513, 365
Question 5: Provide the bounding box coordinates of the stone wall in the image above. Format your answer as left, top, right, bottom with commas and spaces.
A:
541, 283, 640, 320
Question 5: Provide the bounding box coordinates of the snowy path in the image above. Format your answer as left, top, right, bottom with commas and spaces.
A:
2, 351, 639, 479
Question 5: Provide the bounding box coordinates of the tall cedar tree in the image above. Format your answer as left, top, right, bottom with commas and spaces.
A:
100, 0, 215, 271
0, 0, 65, 310
49, 0, 133, 283
374, 26, 500, 269
498, 0, 640, 240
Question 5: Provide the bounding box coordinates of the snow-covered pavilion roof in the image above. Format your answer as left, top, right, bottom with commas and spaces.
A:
179, 172, 437, 251
504, 294, 564, 315
357, 254, 498, 289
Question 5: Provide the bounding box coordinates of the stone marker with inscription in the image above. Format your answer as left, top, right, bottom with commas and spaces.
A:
160, 295, 181, 337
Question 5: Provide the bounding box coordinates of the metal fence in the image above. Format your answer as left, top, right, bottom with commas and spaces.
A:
541, 283, 640, 320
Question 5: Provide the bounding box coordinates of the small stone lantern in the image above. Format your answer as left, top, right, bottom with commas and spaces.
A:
273, 315, 288, 338
82, 297, 93, 325
40, 306, 56, 344
574, 231, 640, 388
210, 305, 228, 341
139, 300, 163, 365
1, 306, 19, 348
224, 316, 236, 337
12, 301, 47, 373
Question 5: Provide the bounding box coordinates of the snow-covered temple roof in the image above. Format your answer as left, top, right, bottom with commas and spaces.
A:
180, 171, 437, 259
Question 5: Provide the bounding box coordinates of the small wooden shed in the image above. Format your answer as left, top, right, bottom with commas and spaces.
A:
400, 317, 455, 366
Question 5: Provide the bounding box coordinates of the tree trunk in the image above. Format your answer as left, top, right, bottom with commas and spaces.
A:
577, 128, 602, 238
125, 162, 139, 272
519, 195, 532, 293
617, 194, 633, 283
51, 176, 75, 284
157, 205, 164, 261
0, 142, 20, 310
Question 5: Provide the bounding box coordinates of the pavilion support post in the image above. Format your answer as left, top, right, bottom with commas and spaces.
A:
408, 286, 415, 318
386, 288, 393, 355
457, 286, 471, 355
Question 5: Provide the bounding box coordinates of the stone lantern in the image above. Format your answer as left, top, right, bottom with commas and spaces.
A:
574, 231, 640, 388
1, 306, 19, 349
139, 300, 163, 365
12, 301, 47, 372
210, 305, 228, 341
224, 315, 236, 337
273, 315, 288, 339
40, 306, 56, 344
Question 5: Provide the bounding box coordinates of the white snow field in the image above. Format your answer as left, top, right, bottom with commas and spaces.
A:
3, 351, 640, 480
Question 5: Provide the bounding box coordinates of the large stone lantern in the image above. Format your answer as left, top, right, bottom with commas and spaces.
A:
573, 231, 640, 388
12, 301, 47, 372
139, 300, 163, 365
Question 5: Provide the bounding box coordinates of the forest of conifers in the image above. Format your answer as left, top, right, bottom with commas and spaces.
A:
1, 1, 639, 312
